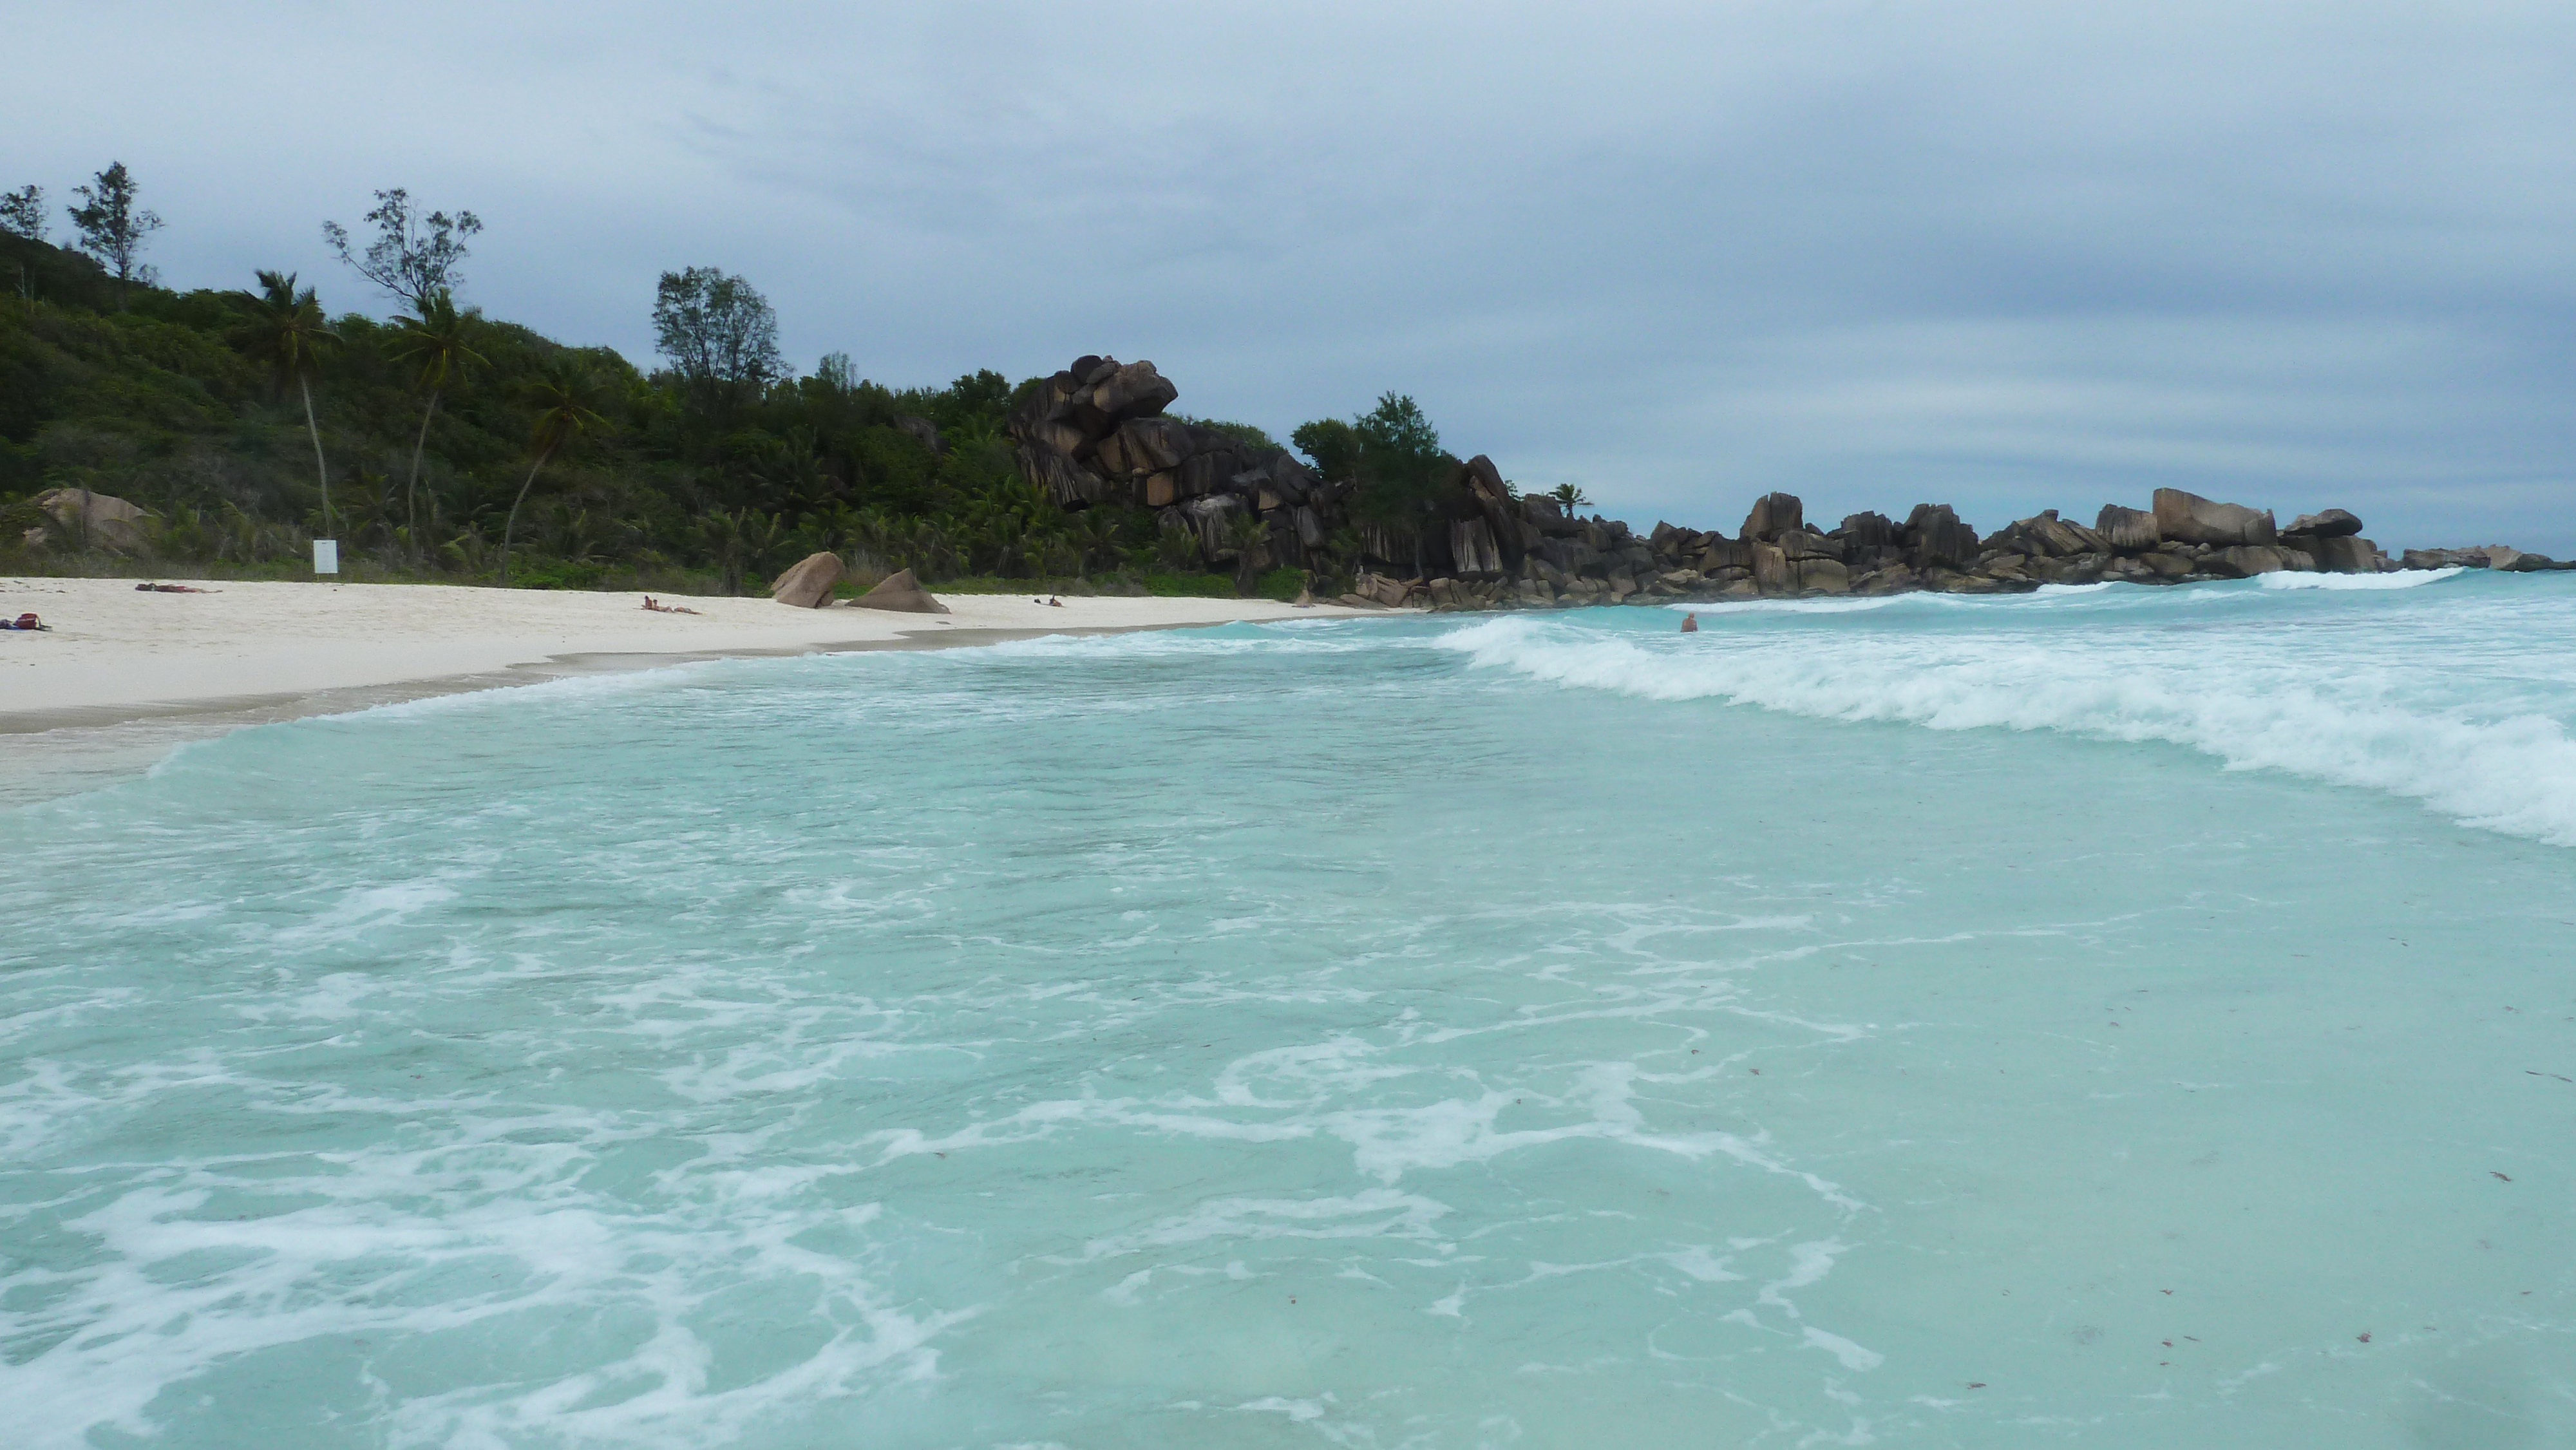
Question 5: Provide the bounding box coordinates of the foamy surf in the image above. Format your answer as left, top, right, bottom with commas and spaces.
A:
2261, 566, 2463, 589
1443, 581, 2576, 846
6, 578, 2574, 1448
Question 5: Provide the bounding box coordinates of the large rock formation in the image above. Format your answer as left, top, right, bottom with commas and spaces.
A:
2094, 505, 2161, 553
998, 353, 2557, 610
1006, 354, 1343, 578
767, 551, 843, 607
2153, 488, 2276, 547
846, 568, 951, 614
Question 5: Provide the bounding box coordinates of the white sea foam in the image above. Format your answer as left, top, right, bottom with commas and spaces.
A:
2260, 566, 2462, 590
1438, 604, 2576, 846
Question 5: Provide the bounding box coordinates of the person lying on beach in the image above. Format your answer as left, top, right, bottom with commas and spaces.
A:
4, 613, 47, 630
640, 596, 702, 615
1047, 596, 1065, 607
134, 582, 213, 593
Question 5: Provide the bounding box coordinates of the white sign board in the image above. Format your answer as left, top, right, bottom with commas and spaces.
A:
313, 539, 339, 575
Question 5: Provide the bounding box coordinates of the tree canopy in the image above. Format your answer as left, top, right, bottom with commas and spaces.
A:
323, 189, 484, 313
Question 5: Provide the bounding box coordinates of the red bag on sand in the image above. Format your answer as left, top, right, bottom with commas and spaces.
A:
10, 614, 37, 630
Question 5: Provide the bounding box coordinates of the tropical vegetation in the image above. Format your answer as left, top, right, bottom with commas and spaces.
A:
3, 165, 1560, 599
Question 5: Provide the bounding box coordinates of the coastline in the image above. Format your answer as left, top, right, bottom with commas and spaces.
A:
0, 577, 1374, 804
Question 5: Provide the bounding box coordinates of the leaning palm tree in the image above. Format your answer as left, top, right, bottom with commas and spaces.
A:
498, 359, 609, 586
231, 270, 341, 532
387, 290, 486, 565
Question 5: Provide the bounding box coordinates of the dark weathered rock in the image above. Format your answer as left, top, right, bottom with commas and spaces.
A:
2306, 534, 2380, 573
2284, 508, 2363, 538
2027, 553, 2104, 585
1183, 494, 1245, 558
2401, 547, 2492, 570
1018, 444, 1112, 507
768, 551, 844, 607
1834, 511, 1897, 549
1777, 529, 1842, 561
1696, 537, 1749, 573
847, 568, 951, 614
1852, 563, 1920, 596
2153, 488, 2277, 547
1795, 558, 1852, 594
1452, 519, 1504, 576
1987, 510, 2108, 558
1103, 417, 1191, 478
2210, 545, 2294, 576
1742, 492, 1804, 542
1750, 540, 1794, 594
893, 416, 944, 456
2094, 504, 2160, 553
1902, 504, 1981, 571
1088, 361, 1177, 420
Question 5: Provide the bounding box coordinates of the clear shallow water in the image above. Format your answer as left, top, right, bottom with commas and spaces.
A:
4, 574, 2573, 1449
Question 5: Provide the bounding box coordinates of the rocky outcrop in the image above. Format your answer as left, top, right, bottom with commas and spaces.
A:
2293, 534, 2383, 574
2153, 488, 2276, 547
2284, 508, 2362, 539
1985, 510, 2107, 558
846, 567, 951, 614
768, 551, 844, 607
1902, 505, 1981, 572
28, 487, 153, 551
1741, 493, 1803, 541
2095, 505, 2161, 553
999, 353, 2559, 607
1007, 354, 1345, 577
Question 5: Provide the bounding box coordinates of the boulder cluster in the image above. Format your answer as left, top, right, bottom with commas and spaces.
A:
1340, 488, 2572, 610
1007, 355, 1343, 570
1000, 353, 2571, 610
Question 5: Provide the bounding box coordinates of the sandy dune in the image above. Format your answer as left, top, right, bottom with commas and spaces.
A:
0, 576, 1372, 727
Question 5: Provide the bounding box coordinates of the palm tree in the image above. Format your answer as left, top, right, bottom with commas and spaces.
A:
1222, 512, 1271, 592
1548, 483, 1593, 516
1071, 510, 1125, 577
388, 290, 486, 565
231, 270, 340, 533
498, 359, 609, 586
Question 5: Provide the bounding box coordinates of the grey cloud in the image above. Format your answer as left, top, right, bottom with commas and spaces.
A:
10, 0, 2571, 549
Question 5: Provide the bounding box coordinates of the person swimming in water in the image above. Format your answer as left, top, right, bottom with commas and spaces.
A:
1680, 612, 1699, 633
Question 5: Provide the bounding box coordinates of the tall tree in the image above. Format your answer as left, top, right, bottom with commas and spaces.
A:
650, 266, 784, 419
1, 185, 42, 308
67, 163, 163, 303
499, 360, 610, 585
1344, 393, 1447, 574
386, 290, 487, 563
230, 271, 341, 532
322, 189, 482, 313
0, 185, 44, 240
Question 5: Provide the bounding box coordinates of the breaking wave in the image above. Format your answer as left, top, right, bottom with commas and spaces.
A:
1437, 608, 2576, 846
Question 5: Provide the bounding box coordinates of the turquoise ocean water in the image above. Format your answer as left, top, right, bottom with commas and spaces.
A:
4, 570, 2573, 1448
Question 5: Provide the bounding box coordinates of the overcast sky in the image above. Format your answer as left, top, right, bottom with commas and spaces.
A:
13, 1, 2573, 549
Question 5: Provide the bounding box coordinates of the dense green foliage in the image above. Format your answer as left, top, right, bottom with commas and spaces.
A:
0, 230, 1254, 593
1, 180, 1504, 598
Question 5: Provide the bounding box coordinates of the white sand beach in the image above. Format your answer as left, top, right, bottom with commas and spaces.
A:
0, 576, 1370, 728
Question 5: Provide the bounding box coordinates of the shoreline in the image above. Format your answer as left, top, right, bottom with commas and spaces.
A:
0, 578, 1373, 805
